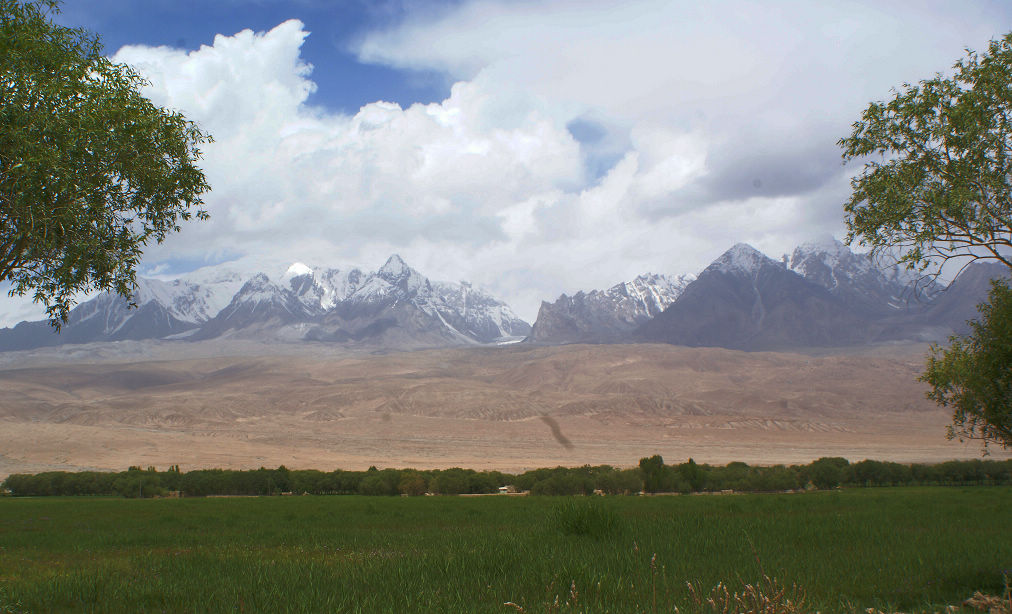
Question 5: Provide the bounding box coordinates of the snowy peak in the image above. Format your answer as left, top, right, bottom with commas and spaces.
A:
527, 271, 694, 344
69, 277, 223, 331
609, 273, 695, 317
788, 236, 940, 314
238, 273, 275, 295
637, 242, 870, 350
709, 243, 775, 276
430, 281, 531, 342
796, 234, 849, 255
378, 254, 409, 279
287, 271, 326, 311
312, 268, 365, 309
376, 254, 430, 295
0, 254, 529, 349
789, 236, 874, 285
284, 262, 313, 279
223, 274, 315, 316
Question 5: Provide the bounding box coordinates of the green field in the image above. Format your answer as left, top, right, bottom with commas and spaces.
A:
1, 488, 1009, 613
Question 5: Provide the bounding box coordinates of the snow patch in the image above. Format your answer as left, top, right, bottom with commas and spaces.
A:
284, 262, 313, 278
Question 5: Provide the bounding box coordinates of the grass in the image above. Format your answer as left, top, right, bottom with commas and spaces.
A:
0, 487, 1009, 613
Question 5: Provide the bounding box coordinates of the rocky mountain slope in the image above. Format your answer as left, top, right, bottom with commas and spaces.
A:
634, 244, 869, 350
787, 236, 941, 316
526, 273, 694, 344
876, 260, 1010, 341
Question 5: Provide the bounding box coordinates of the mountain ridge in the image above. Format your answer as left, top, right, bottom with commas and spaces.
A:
527, 239, 1008, 351
526, 272, 694, 344
0, 255, 530, 351
2, 239, 1008, 352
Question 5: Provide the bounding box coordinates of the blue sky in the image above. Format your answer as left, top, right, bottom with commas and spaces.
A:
3, 0, 1012, 325
54, 0, 454, 114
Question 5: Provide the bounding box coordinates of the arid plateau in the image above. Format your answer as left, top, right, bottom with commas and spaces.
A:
0, 341, 1005, 479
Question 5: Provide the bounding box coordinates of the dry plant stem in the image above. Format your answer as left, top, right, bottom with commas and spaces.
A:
685, 574, 808, 614
962, 573, 1012, 614
651, 552, 658, 614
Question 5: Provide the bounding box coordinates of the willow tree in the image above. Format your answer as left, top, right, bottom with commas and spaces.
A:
0, 0, 211, 327
840, 33, 1012, 450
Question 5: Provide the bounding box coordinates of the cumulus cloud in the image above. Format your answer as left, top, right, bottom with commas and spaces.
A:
110, 21, 598, 319
12, 1, 998, 326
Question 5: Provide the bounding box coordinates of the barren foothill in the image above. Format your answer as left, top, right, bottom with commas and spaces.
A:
0, 341, 1003, 479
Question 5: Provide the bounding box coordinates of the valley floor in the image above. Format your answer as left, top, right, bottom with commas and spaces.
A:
0, 341, 1005, 478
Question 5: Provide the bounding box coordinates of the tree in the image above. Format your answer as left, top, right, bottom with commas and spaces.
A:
804, 457, 849, 490
398, 470, 428, 496
840, 33, 1012, 451
921, 280, 1012, 449
1, 0, 211, 326
638, 455, 665, 493
839, 33, 1012, 274
677, 457, 705, 492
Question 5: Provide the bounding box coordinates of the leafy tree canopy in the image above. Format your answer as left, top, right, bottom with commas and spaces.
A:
0, 0, 211, 326
839, 33, 1012, 273
922, 280, 1012, 450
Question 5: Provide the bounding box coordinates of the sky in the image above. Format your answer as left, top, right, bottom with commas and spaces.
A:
5, 0, 1012, 324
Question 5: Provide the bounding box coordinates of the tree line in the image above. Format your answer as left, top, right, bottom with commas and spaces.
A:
3, 456, 1011, 498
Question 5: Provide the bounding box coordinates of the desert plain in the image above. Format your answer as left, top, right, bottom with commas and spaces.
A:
0, 340, 1006, 479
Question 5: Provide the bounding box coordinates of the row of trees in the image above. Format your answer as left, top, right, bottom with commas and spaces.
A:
638, 455, 1012, 493
5, 456, 1012, 498
0, 465, 512, 498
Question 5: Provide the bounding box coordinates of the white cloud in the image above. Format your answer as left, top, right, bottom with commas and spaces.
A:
106, 20, 604, 320
121, 3, 1012, 320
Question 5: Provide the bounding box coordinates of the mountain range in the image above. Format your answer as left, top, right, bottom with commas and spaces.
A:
533, 237, 1005, 350
0, 239, 1006, 352
0, 255, 530, 351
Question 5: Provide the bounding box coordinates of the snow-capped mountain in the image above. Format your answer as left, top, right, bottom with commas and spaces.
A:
2, 238, 1006, 353
189, 273, 324, 341
527, 272, 694, 344
309, 255, 529, 346
0, 277, 214, 351
0, 255, 530, 350
635, 240, 1008, 350
787, 236, 941, 316
873, 260, 1010, 342
709, 242, 771, 277
432, 281, 532, 343
781, 237, 1007, 343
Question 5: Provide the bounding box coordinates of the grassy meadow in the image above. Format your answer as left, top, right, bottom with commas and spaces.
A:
0, 487, 1010, 613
